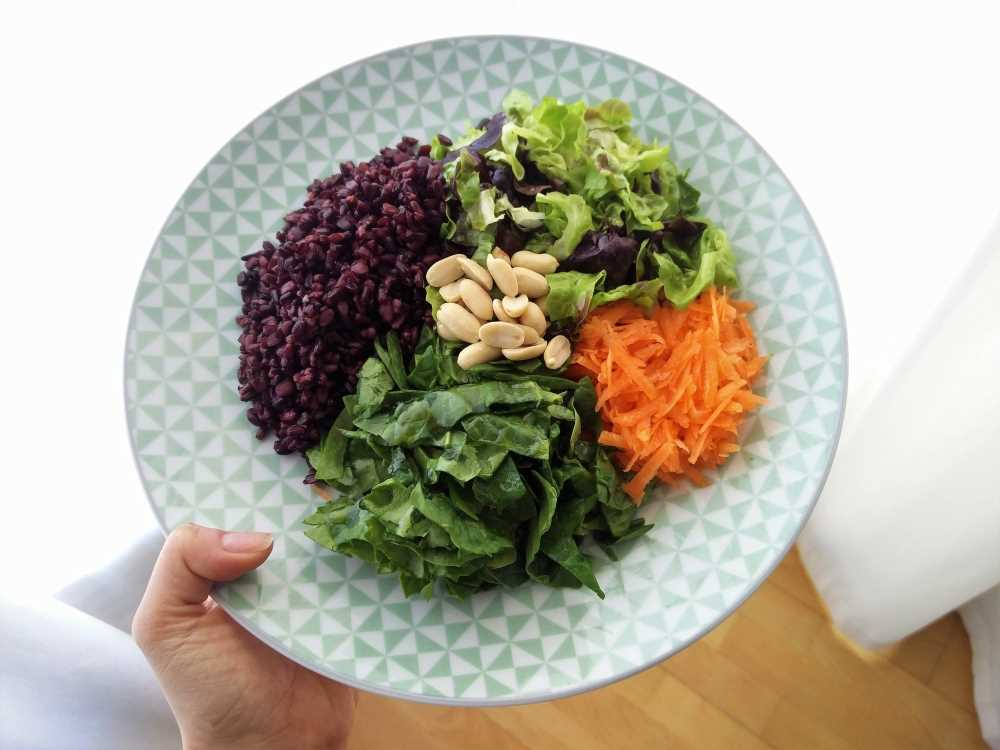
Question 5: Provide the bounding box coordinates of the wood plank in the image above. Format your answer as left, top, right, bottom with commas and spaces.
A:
716, 587, 984, 749
662, 638, 781, 733
766, 546, 825, 615
929, 627, 978, 713
922, 613, 966, 646
344, 550, 986, 750
349, 694, 527, 750
762, 699, 861, 750
886, 624, 948, 684
612, 664, 775, 750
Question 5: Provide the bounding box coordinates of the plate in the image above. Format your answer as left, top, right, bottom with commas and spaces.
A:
125, 36, 847, 705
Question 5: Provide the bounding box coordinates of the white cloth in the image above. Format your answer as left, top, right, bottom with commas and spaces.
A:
0, 531, 178, 750
56, 529, 165, 635
963, 587, 1000, 749
799, 213, 1000, 747
0, 597, 179, 750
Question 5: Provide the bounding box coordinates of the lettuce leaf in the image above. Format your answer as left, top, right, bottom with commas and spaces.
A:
559, 231, 639, 287
484, 125, 525, 181
585, 98, 632, 131
440, 93, 743, 313
494, 92, 693, 232
441, 113, 506, 164
304, 331, 646, 599
654, 224, 739, 308
495, 194, 545, 230
535, 192, 593, 259
502, 89, 534, 120
355, 358, 395, 417
425, 286, 444, 319
591, 279, 664, 313
538, 494, 603, 597
545, 271, 606, 322
453, 152, 501, 232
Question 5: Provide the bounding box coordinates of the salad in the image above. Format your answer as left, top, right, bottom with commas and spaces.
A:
237, 93, 765, 599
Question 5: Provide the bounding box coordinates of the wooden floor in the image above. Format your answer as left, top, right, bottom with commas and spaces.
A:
347, 547, 985, 749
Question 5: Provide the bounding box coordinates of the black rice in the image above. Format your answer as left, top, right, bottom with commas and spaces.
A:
236, 138, 447, 455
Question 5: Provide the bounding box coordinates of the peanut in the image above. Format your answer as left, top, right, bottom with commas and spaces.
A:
479, 321, 526, 349
493, 298, 517, 323
502, 294, 530, 318
543, 335, 571, 369
437, 302, 482, 343
486, 254, 519, 297
512, 266, 548, 298
459, 278, 494, 320
425, 255, 464, 287
502, 342, 547, 361
511, 250, 559, 275
436, 319, 459, 341
457, 256, 493, 291
439, 280, 462, 303
520, 301, 547, 336
457, 342, 502, 369
517, 325, 541, 346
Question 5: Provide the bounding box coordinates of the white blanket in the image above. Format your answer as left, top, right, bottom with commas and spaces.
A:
0, 531, 177, 750
963, 589, 1000, 748
799, 214, 1000, 748
0, 597, 178, 750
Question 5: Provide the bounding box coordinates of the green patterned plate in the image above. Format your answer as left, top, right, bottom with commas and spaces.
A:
125, 36, 846, 705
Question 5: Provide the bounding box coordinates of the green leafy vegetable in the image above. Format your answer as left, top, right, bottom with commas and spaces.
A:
462, 413, 550, 460
535, 192, 593, 259
453, 152, 501, 232
373, 332, 409, 390
501, 89, 533, 120
476, 92, 742, 309
409, 484, 513, 555
653, 224, 739, 308
572, 378, 602, 437
591, 278, 665, 313
490, 92, 687, 232
305, 331, 646, 599
545, 271, 606, 322
355, 358, 395, 417
425, 286, 445, 319
305, 407, 353, 483
495, 195, 545, 229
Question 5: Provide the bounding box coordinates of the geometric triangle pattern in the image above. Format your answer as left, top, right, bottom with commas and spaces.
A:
125, 37, 846, 705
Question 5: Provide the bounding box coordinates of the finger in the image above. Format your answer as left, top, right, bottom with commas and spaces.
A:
136, 523, 272, 618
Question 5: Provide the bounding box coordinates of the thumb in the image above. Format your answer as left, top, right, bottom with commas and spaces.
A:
133, 524, 272, 640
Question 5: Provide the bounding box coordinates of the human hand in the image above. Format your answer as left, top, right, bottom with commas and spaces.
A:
133, 523, 356, 750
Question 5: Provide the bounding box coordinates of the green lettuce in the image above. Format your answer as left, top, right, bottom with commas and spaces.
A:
495, 195, 545, 229
535, 192, 593, 259
304, 331, 646, 599
545, 271, 606, 322
535, 225, 737, 318
491, 92, 693, 232
654, 224, 739, 307
591, 279, 664, 313
454, 151, 501, 232
439, 93, 743, 312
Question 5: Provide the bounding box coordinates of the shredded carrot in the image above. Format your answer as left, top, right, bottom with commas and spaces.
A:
573, 287, 766, 503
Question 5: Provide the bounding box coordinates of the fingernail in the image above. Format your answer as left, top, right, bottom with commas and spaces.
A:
221, 531, 273, 553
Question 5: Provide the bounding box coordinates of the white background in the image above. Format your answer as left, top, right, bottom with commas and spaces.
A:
2, 1, 998, 598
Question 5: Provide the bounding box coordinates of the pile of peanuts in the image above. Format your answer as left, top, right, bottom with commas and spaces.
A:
425, 249, 572, 370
